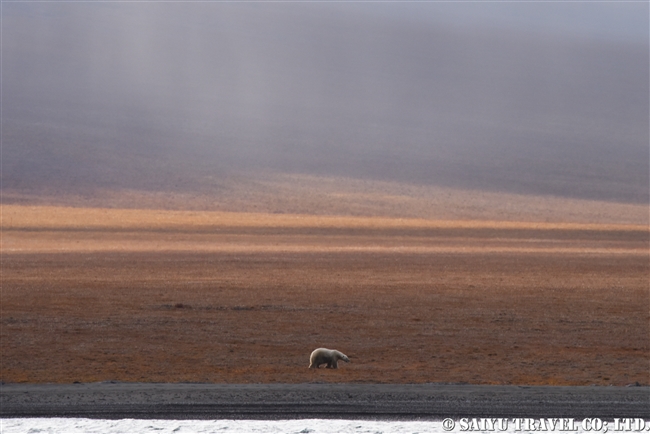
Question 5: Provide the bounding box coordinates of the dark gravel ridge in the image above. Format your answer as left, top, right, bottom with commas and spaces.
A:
1, 383, 648, 420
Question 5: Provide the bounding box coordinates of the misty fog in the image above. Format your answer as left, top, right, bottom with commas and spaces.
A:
3, 2, 648, 203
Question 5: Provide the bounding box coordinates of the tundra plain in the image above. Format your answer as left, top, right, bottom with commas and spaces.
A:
2, 202, 648, 386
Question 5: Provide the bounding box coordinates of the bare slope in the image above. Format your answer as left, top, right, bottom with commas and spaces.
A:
3, 173, 648, 225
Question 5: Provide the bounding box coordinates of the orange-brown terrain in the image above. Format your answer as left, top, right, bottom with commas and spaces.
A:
1, 204, 648, 385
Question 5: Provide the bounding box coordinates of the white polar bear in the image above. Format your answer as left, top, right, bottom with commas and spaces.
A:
309, 348, 350, 369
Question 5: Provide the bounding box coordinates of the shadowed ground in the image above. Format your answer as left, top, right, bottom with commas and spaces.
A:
1, 383, 648, 420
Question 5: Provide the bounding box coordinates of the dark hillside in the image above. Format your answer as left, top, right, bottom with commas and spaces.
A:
3, 3, 648, 204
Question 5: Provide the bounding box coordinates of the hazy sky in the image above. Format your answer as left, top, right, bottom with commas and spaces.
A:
3, 2, 648, 202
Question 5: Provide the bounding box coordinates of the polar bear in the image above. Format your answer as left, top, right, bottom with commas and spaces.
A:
309, 348, 350, 369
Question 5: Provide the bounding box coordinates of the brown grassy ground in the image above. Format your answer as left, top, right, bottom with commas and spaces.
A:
1, 205, 648, 385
